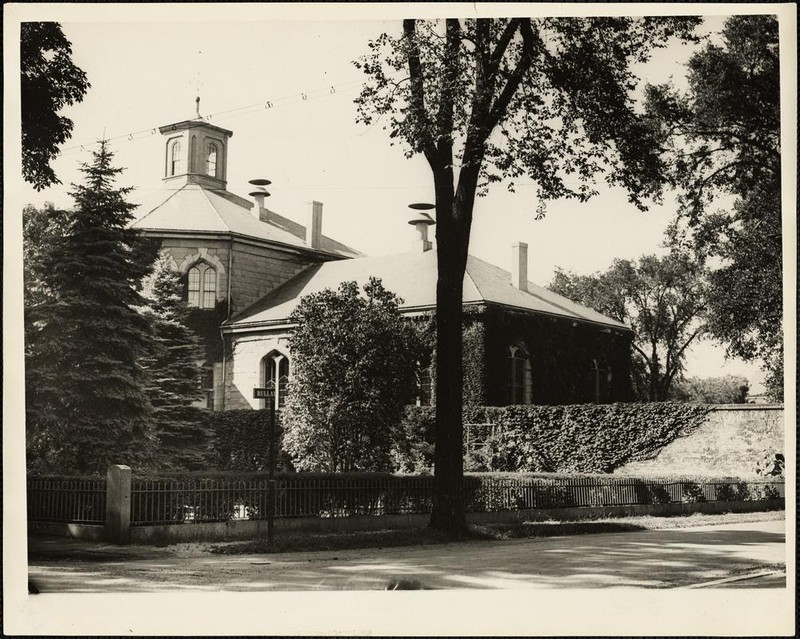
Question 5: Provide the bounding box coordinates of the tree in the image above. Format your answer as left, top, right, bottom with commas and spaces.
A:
25, 143, 156, 473
645, 15, 782, 399
355, 17, 700, 534
21, 22, 90, 190
549, 254, 707, 401
281, 278, 419, 472
670, 375, 749, 404
140, 252, 210, 470
23, 203, 71, 309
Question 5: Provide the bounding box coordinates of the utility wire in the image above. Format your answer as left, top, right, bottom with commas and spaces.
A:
61, 79, 364, 155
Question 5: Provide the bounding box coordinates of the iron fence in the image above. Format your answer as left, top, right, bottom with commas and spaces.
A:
128, 474, 784, 526
27, 473, 785, 527
27, 476, 107, 524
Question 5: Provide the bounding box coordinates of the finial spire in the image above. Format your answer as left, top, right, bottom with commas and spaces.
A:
195, 96, 201, 119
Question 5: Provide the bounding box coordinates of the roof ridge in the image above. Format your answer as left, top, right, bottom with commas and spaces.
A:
198, 184, 232, 231
134, 183, 189, 225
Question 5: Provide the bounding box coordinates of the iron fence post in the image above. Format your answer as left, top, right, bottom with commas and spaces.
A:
267, 398, 276, 545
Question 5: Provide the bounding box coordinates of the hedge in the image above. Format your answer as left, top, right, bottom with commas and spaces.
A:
203, 409, 293, 472
397, 403, 711, 474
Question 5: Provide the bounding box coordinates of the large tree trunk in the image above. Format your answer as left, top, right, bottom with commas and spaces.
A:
429, 166, 478, 536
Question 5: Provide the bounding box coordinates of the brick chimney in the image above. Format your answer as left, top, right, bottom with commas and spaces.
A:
512, 242, 528, 291
307, 201, 323, 249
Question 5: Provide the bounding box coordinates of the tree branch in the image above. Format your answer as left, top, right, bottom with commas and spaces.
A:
403, 19, 439, 167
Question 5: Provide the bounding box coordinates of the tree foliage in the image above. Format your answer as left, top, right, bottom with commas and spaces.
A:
645, 15, 783, 399
21, 22, 90, 190
669, 375, 749, 404
549, 254, 707, 401
354, 16, 700, 533
139, 252, 210, 471
25, 143, 156, 473
281, 278, 420, 472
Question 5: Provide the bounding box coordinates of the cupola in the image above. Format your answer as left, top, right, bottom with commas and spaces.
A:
159, 99, 233, 190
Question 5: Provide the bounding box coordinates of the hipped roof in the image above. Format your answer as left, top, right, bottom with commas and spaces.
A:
131, 183, 361, 258
227, 249, 630, 332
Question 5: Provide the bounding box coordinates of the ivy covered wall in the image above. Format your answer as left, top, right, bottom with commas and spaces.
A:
412, 304, 633, 407
481, 305, 633, 405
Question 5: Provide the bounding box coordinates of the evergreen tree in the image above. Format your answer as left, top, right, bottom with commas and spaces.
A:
140, 252, 210, 470
25, 142, 156, 473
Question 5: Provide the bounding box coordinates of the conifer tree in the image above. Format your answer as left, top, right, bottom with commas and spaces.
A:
25, 142, 156, 473
140, 252, 210, 470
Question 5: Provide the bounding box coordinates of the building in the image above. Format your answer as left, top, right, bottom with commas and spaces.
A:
133, 114, 634, 411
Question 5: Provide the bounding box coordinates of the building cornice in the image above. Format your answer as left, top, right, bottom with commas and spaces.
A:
138, 228, 351, 261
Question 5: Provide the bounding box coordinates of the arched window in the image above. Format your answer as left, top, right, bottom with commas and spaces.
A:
200, 364, 214, 410
170, 140, 182, 176
261, 351, 290, 410
591, 358, 613, 404
415, 361, 433, 406
206, 143, 218, 177
187, 262, 216, 309
507, 343, 533, 405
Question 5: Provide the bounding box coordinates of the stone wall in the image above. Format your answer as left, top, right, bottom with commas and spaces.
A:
229, 242, 315, 315
616, 405, 785, 477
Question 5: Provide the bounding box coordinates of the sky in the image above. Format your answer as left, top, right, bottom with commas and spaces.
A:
7, 6, 784, 391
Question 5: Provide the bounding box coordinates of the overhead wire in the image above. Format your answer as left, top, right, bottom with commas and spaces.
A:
60, 79, 364, 156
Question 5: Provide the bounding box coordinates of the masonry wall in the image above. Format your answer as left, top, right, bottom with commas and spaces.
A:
229, 241, 317, 316
224, 330, 293, 410
615, 405, 785, 477
159, 237, 231, 302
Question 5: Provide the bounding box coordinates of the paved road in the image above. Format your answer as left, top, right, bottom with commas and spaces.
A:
28, 519, 785, 591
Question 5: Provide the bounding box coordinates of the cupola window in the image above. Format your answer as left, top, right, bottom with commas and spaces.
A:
206, 143, 218, 177
170, 140, 182, 176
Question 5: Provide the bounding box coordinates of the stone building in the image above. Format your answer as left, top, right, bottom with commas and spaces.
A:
133, 115, 633, 411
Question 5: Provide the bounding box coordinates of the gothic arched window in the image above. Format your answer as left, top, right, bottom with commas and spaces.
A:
206, 143, 218, 177
507, 343, 533, 405
591, 358, 613, 404
261, 351, 290, 410
170, 140, 182, 176
187, 262, 216, 309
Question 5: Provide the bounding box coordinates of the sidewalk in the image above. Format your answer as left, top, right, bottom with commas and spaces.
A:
27, 518, 786, 591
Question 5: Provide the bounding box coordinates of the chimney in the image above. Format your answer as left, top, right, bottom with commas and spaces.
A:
307, 201, 323, 249
512, 242, 528, 291
408, 211, 435, 252
248, 179, 272, 222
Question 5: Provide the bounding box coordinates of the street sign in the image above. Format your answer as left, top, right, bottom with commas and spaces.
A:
253, 387, 275, 399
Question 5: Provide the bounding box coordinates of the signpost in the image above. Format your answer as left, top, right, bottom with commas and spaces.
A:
253, 383, 277, 544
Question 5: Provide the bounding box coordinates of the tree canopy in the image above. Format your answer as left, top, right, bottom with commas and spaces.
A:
669, 374, 749, 404
354, 16, 700, 533
25, 143, 156, 473
646, 15, 783, 398
282, 278, 420, 472
21, 22, 90, 190
549, 254, 707, 401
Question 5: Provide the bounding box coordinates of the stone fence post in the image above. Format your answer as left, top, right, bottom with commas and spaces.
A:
106, 465, 132, 544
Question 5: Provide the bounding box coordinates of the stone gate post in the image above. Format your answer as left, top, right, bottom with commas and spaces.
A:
105, 465, 132, 544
